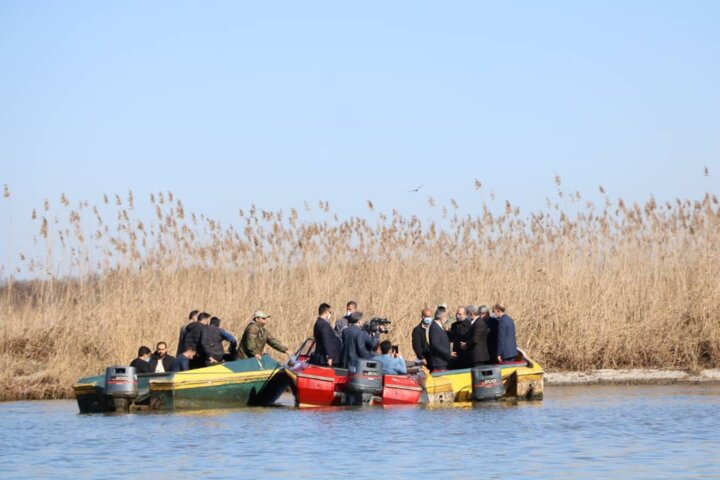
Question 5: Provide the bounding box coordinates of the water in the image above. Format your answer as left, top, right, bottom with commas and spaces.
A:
1, 384, 719, 479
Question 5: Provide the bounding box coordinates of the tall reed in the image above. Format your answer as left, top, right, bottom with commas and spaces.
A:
1, 180, 718, 399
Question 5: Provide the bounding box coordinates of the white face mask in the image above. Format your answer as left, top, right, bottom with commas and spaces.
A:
422, 317, 432, 325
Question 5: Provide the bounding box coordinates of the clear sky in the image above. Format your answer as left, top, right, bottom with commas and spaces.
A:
1, 1, 719, 274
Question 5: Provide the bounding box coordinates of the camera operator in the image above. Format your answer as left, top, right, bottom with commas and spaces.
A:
339, 312, 379, 370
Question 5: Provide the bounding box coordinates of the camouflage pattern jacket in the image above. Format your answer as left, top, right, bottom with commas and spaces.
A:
238, 321, 288, 358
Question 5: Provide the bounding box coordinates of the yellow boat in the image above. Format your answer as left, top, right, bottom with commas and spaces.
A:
425, 348, 544, 402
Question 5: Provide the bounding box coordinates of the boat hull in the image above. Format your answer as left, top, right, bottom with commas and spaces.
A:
149, 356, 280, 411
426, 349, 544, 402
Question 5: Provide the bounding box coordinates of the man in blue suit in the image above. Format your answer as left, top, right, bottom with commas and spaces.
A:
310, 303, 341, 366
340, 312, 378, 370
493, 304, 518, 363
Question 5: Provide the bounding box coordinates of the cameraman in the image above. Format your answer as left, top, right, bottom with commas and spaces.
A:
339, 312, 379, 370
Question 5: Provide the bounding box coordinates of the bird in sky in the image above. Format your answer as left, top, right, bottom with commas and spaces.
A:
407, 184, 423, 193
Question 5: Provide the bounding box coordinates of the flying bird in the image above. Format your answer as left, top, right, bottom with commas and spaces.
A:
407, 184, 423, 193
705, 166, 710, 177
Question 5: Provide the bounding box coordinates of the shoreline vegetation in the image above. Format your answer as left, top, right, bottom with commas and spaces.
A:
1, 179, 719, 401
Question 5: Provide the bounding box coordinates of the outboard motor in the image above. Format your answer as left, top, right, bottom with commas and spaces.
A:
471, 366, 503, 402
104, 366, 138, 411
346, 359, 383, 405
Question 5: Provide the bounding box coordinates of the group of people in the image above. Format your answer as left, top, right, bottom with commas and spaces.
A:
130, 309, 291, 372
312, 301, 518, 374
129, 301, 518, 375
411, 303, 518, 372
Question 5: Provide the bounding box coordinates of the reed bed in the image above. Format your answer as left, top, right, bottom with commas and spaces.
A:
1, 180, 719, 400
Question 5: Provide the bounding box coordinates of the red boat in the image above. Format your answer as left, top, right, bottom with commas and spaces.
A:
261, 339, 423, 407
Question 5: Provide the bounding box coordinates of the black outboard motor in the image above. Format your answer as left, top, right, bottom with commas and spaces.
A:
104, 366, 138, 411
346, 359, 384, 405
471, 366, 503, 401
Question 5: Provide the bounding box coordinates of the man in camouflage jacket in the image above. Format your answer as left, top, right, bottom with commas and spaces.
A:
238, 310, 290, 360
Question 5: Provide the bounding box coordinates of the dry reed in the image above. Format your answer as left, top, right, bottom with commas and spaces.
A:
1, 180, 719, 400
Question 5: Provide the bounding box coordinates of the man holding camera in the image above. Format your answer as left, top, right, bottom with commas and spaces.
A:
339, 312, 380, 370
373, 340, 407, 375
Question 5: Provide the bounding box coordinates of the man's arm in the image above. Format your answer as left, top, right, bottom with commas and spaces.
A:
220, 328, 238, 350
266, 330, 289, 353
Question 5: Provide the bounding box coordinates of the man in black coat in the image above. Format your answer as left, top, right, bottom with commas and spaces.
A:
411, 308, 432, 364
493, 304, 518, 362
340, 312, 377, 370
130, 346, 153, 374
199, 319, 230, 366
466, 305, 491, 366
310, 303, 342, 366
449, 306, 471, 369
428, 309, 452, 371
149, 341, 175, 373
184, 312, 210, 368
176, 309, 199, 356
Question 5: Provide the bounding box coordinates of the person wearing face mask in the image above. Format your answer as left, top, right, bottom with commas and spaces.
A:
310, 303, 342, 366
334, 301, 357, 338
130, 346, 153, 374
411, 308, 433, 366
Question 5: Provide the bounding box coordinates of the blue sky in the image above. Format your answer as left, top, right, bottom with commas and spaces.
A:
1, 1, 719, 274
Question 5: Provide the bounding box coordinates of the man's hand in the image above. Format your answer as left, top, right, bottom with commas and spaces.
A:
460, 342, 467, 350
421, 358, 428, 366
497, 356, 503, 364
451, 351, 458, 359
255, 354, 263, 361
208, 357, 218, 364
327, 358, 333, 367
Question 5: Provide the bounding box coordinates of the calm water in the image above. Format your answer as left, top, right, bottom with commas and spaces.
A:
1, 384, 719, 479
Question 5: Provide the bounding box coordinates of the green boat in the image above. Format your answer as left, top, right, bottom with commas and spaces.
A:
73, 355, 281, 413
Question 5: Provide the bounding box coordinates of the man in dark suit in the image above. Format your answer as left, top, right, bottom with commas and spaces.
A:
149, 341, 175, 373
449, 306, 471, 369
428, 309, 452, 371
411, 308, 433, 365
465, 305, 491, 366
493, 304, 518, 363
310, 303, 342, 366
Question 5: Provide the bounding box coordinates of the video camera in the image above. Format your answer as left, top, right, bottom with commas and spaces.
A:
363, 317, 391, 334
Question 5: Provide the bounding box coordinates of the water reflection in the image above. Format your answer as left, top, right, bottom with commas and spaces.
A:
0, 384, 718, 479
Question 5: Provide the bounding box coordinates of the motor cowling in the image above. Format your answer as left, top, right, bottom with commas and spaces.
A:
471, 366, 503, 401
104, 366, 138, 411
346, 359, 383, 405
